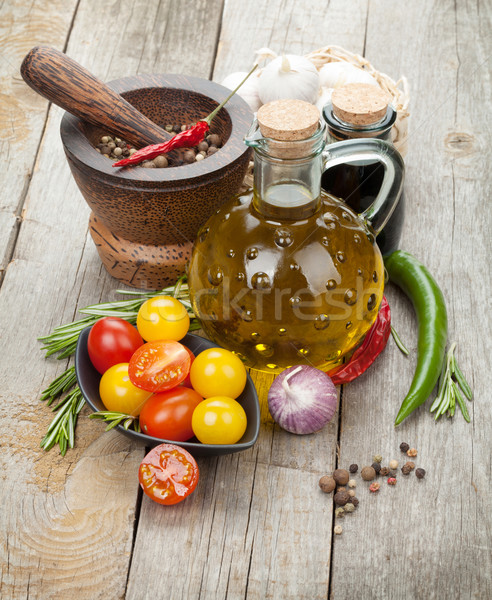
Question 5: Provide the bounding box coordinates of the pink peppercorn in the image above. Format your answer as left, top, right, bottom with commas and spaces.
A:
387, 477, 397, 486
369, 482, 380, 493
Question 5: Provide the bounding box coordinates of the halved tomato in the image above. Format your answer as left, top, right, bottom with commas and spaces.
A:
138, 443, 199, 505
128, 340, 190, 393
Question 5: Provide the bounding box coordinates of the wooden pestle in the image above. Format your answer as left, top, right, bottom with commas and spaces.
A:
20, 45, 171, 148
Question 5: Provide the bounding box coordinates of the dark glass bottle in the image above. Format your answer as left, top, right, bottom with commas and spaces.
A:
321, 83, 405, 255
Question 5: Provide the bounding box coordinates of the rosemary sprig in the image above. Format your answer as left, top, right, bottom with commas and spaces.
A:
40, 386, 85, 455
430, 342, 472, 422
38, 276, 197, 453
390, 325, 409, 356
89, 411, 141, 432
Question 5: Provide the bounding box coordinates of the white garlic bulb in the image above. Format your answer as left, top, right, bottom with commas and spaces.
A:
319, 62, 377, 88
221, 71, 262, 112
258, 54, 320, 105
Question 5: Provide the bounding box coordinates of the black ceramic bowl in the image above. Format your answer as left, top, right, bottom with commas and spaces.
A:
75, 329, 260, 457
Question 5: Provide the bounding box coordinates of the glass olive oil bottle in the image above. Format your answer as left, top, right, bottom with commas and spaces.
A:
188, 100, 404, 372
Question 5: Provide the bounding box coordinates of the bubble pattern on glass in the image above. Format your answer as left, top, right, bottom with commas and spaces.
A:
187, 190, 384, 373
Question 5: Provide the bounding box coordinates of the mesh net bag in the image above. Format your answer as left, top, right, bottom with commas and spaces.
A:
305, 45, 410, 155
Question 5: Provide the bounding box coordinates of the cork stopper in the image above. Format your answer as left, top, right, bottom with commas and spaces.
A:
332, 83, 391, 126
257, 99, 320, 141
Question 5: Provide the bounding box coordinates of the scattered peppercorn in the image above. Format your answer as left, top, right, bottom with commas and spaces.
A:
349, 464, 358, 473
334, 525, 343, 535
400, 442, 410, 453
373, 454, 383, 463
333, 469, 350, 486
405, 461, 415, 471
335, 507, 345, 518
344, 503, 355, 513
401, 464, 412, 475
348, 479, 357, 489
334, 491, 351, 506
351, 497, 359, 507
319, 476, 336, 493
407, 448, 418, 457
389, 469, 397, 478
415, 468, 426, 479
371, 462, 382, 474
380, 466, 390, 476
337, 487, 347, 493
361, 466, 376, 481
387, 477, 397, 486
348, 489, 356, 497
369, 482, 380, 493
389, 459, 399, 469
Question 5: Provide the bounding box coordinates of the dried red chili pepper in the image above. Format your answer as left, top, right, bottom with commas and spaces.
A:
112, 121, 209, 167
113, 65, 258, 168
327, 296, 391, 385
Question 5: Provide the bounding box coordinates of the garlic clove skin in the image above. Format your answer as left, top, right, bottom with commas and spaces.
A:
258, 54, 320, 105
319, 62, 378, 88
221, 71, 262, 112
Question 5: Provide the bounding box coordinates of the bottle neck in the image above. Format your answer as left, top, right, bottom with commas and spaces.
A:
250, 123, 326, 220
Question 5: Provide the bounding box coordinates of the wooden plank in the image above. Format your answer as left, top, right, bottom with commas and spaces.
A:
213, 0, 368, 81
0, 0, 78, 280
125, 2, 370, 598
0, 1, 225, 598
331, 1, 492, 598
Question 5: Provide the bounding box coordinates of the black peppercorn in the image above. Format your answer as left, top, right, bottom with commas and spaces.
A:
400, 442, 410, 453
371, 462, 382, 474
415, 468, 426, 479
349, 464, 358, 473
380, 466, 390, 476
351, 497, 359, 507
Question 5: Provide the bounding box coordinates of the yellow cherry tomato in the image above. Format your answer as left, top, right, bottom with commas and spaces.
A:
191, 396, 247, 444
190, 348, 247, 399
99, 363, 151, 416
136, 296, 190, 342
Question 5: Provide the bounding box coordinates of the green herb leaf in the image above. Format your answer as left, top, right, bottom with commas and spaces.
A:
89, 410, 140, 432
390, 325, 409, 356
432, 342, 472, 423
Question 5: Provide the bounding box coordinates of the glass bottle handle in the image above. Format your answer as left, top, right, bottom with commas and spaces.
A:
322, 139, 405, 234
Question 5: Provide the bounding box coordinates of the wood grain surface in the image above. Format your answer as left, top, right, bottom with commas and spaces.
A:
0, 0, 491, 599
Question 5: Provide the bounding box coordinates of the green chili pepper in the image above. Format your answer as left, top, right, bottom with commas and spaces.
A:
384, 250, 448, 426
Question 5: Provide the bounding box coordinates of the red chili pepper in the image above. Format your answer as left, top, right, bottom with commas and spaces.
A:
327, 296, 391, 385
113, 64, 258, 168
112, 121, 209, 167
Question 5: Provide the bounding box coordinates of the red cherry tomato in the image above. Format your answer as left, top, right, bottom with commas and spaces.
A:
180, 347, 195, 388
138, 443, 199, 505
139, 387, 203, 441
88, 317, 144, 374
128, 340, 191, 393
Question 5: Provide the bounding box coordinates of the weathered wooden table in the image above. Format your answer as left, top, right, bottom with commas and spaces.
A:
1, 1, 491, 598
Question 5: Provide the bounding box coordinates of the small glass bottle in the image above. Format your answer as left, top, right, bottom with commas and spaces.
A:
321, 83, 405, 255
